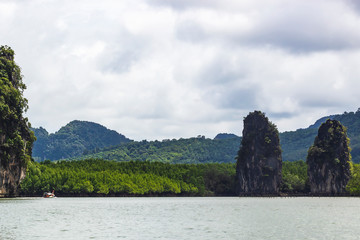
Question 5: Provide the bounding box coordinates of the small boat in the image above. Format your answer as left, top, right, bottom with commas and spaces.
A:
43, 190, 56, 198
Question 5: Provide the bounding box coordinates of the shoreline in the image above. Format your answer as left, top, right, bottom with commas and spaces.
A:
14, 192, 358, 198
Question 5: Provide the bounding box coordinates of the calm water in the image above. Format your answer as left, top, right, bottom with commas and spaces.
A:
1, 197, 360, 239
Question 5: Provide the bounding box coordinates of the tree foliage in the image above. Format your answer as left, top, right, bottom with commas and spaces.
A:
20, 159, 236, 196
20, 158, 323, 196
67, 137, 241, 164
346, 163, 360, 194
0, 45, 35, 170
281, 160, 308, 193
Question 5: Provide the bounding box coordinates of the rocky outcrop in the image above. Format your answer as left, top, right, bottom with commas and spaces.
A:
0, 46, 35, 197
307, 119, 351, 195
235, 111, 282, 195
0, 157, 27, 196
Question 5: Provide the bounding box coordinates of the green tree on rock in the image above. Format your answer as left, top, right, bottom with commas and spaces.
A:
0, 45, 35, 197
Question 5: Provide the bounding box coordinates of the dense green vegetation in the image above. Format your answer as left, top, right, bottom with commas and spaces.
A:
68, 136, 241, 164
20, 159, 236, 196
281, 160, 308, 193
31, 109, 360, 164
281, 110, 360, 163
280, 128, 318, 162
0, 46, 35, 179
19, 159, 315, 196
346, 163, 360, 194
32, 120, 131, 161
30, 110, 360, 164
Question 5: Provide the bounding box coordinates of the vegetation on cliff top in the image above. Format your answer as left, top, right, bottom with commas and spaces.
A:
307, 119, 351, 165
0, 45, 35, 195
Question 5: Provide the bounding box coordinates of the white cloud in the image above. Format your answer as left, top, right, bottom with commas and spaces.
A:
1, 0, 360, 140
0, 2, 16, 21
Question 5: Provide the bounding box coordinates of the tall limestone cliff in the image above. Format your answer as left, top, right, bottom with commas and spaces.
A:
307, 119, 351, 195
0, 46, 35, 197
235, 111, 282, 195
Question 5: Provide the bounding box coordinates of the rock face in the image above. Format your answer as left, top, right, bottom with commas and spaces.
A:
307, 119, 351, 195
0, 46, 35, 197
235, 111, 282, 195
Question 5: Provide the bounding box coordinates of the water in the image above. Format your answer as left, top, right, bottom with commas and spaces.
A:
1, 197, 360, 239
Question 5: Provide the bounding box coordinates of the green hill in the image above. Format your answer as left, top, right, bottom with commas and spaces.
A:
67, 136, 241, 164
68, 110, 360, 163
32, 109, 360, 163
280, 128, 318, 162
214, 133, 240, 140
32, 120, 131, 161
281, 110, 360, 163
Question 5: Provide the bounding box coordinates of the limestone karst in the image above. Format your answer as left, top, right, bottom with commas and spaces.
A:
0, 46, 35, 197
307, 119, 351, 195
235, 111, 282, 195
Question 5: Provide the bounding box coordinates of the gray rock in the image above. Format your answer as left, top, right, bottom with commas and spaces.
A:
307, 119, 351, 195
236, 111, 282, 195
0, 157, 26, 197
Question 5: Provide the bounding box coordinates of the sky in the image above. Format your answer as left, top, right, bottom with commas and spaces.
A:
1, 0, 360, 141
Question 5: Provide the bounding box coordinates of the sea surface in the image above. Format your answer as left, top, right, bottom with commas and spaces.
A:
1, 197, 360, 239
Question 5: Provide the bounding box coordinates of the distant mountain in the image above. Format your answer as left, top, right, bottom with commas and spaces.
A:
67, 136, 241, 164
281, 110, 360, 163
308, 115, 335, 129
32, 109, 360, 163
214, 133, 240, 140
280, 128, 318, 162
32, 120, 131, 161
278, 113, 339, 162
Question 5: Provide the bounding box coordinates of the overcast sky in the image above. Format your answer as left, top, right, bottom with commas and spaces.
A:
1, 0, 360, 140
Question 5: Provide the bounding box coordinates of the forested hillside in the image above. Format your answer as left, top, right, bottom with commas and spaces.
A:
32, 120, 131, 161
67, 110, 360, 163
281, 109, 360, 163
31, 109, 360, 163
20, 159, 310, 196
68, 136, 241, 164
280, 128, 318, 162
214, 133, 239, 140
